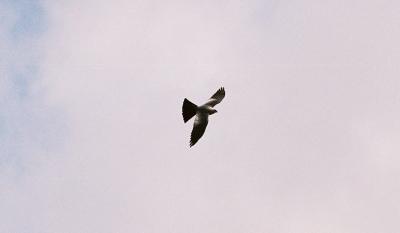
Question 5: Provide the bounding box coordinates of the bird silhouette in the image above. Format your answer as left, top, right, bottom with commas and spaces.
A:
182, 87, 225, 147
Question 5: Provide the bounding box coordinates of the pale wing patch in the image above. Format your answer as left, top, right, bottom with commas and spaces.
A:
206, 87, 225, 107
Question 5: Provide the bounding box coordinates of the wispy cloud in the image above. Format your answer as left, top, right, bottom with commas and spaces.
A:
0, 2, 65, 231
1, 0, 63, 163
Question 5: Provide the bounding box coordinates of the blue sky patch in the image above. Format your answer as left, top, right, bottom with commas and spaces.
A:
6, 0, 46, 40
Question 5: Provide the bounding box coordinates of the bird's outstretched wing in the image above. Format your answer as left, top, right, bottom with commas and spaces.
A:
205, 87, 225, 107
190, 113, 209, 147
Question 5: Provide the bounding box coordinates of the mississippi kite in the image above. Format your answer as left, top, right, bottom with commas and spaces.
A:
182, 87, 225, 147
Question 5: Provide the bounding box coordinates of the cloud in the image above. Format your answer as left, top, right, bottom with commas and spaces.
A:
0, 2, 65, 232
2, 0, 400, 232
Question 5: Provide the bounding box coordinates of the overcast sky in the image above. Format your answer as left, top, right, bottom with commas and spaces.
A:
1, 0, 400, 232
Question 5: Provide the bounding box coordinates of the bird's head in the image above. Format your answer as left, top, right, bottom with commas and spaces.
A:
210, 109, 218, 115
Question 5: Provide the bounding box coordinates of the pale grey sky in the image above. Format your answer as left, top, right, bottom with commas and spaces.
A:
1, 0, 400, 232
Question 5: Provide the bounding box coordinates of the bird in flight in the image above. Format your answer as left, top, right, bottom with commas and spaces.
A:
182, 87, 225, 147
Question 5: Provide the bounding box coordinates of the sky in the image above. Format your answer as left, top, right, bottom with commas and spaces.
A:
1, 0, 400, 232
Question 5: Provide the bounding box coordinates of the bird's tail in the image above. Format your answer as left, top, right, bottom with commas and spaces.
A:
182, 98, 197, 123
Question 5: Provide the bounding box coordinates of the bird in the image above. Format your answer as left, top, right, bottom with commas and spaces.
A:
182, 87, 225, 147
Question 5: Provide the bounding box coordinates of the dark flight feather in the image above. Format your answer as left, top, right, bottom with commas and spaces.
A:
182, 98, 198, 123
190, 113, 208, 147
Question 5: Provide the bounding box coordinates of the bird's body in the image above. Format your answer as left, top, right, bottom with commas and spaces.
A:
182, 87, 225, 147
197, 105, 217, 114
